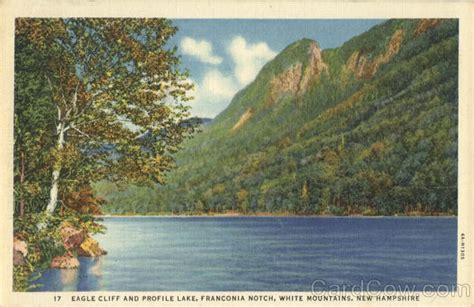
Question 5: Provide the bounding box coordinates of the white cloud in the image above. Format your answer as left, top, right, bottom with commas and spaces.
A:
184, 36, 276, 117
189, 70, 238, 117
200, 69, 237, 99
228, 36, 277, 86
180, 37, 223, 65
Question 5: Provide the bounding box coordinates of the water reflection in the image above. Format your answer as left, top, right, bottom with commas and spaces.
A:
77, 257, 103, 291
60, 269, 78, 290
33, 256, 104, 291
88, 256, 104, 277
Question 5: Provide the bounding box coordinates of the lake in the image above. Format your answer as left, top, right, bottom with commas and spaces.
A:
32, 216, 457, 291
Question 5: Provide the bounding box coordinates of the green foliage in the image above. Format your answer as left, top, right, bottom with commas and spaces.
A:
97, 19, 458, 216
15, 18, 198, 214
14, 33, 57, 215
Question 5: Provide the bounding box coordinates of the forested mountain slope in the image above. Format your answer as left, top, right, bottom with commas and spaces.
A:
97, 19, 458, 215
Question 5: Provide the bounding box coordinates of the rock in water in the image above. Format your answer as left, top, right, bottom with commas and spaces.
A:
51, 252, 80, 269
78, 236, 107, 257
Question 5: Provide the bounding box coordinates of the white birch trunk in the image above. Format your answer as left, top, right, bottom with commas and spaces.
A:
46, 122, 65, 213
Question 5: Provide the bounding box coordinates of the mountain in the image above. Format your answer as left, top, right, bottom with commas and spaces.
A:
97, 19, 458, 215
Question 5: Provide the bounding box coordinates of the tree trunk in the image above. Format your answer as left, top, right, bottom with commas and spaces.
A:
46, 123, 65, 213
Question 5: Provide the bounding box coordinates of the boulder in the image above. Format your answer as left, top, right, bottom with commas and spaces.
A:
51, 252, 80, 269
77, 236, 107, 257
60, 223, 85, 250
13, 238, 28, 266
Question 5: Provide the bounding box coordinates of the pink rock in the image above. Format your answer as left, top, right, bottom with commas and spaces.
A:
50, 253, 80, 269
13, 239, 28, 266
14, 239, 28, 256
13, 250, 25, 266
60, 225, 85, 250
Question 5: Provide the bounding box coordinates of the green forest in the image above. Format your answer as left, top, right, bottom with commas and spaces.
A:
96, 19, 458, 216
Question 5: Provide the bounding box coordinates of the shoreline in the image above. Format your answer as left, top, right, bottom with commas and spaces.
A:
97, 213, 457, 218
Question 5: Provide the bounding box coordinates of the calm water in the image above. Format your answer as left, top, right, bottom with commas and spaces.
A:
32, 217, 457, 291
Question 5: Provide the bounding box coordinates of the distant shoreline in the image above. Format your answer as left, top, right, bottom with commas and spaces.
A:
97, 213, 456, 218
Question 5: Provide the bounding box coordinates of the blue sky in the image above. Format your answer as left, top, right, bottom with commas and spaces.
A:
168, 19, 385, 118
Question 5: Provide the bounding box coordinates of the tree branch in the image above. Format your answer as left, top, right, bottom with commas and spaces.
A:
56, 105, 62, 123
71, 126, 91, 138
72, 83, 79, 114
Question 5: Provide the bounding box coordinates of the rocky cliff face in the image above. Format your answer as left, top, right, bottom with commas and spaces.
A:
231, 108, 253, 132
231, 40, 329, 131
268, 41, 328, 106
299, 42, 328, 94
346, 29, 404, 79
415, 19, 442, 36
268, 63, 303, 106
346, 50, 368, 78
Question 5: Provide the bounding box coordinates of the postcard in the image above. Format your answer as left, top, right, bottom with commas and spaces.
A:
0, 1, 473, 306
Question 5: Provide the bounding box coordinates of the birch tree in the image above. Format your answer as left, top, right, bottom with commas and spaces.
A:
15, 18, 196, 214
